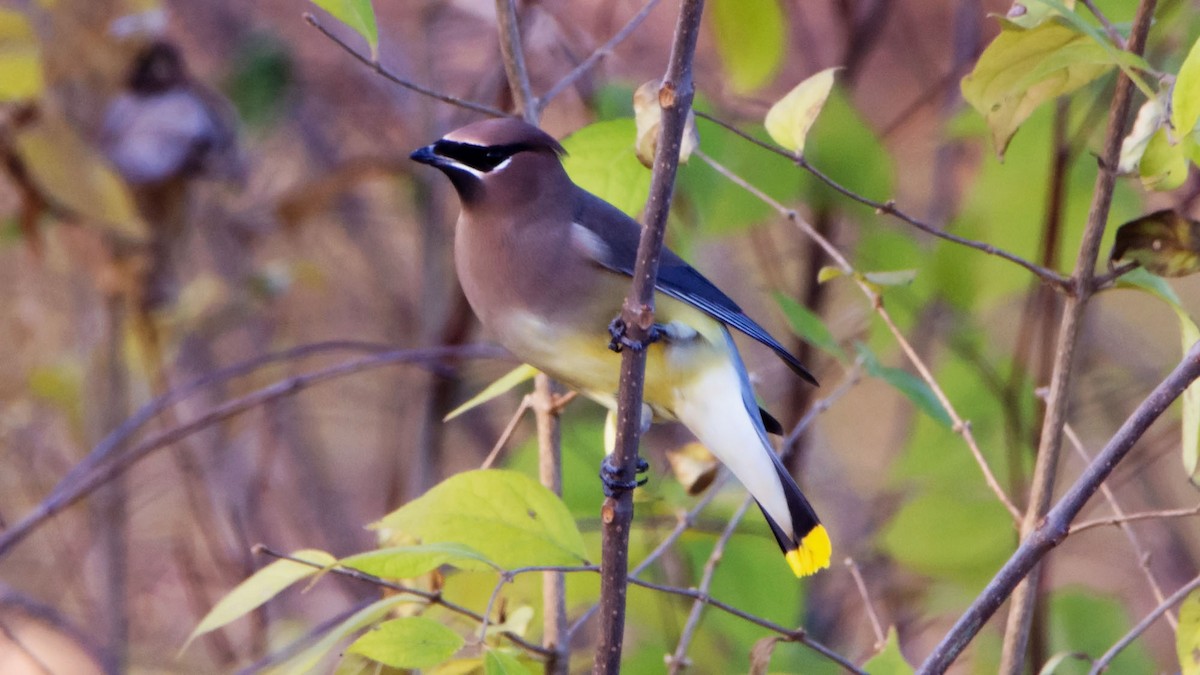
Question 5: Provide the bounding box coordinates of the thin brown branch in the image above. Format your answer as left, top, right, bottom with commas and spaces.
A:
595, 0, 705, 672
846, 557, 887, 649
533, 377, 568, 674
256, 546, 553, 659
999, 1, 1157, 670
479, 395, 532, 470
536, 0, 664, 114
0, 344, 505, 559
1088, 572, 1200, 674
917, 338, 1200, 673
692, 111, 1071, 290
1070, 505, 1200, 535
696, 149, 1021, 523
1063, 421, 1177, 628
495, 0, 537, 123
303, 13, 510, 119
1079, 0, 1128, 50
666, 497, 754, 673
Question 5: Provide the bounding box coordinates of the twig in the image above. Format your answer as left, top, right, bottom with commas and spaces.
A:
533, 377, 568, 674
0, 344, 505, 558
479, 395, 532, 469
917, 338, 1200, 673
696, 149, 1021, 523
303, 13, 510, 119
692, 111, 1071, 290
998, 2, 1157, 670
846, 557, 886, 649
1063, 421, 1177, 628
536, 0, 664, 114
1079, 0, 1128, 50
666, 498, 754, 673
1070, 505, 1200, 534
256, 546, 553, 659
1090, 261, 1137, 291
594, 0, 705, 672
495, 0, 536, 123
1087, 572, 1200, 674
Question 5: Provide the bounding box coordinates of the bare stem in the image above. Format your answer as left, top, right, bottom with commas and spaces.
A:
846, 557, 887, 649
917, 338, 1200, 673
593, 0, 705, 672
303, 13, 510, 119
1087, 572, 1200, 674
495, 0, 537, 123
999, 2, 1157, 670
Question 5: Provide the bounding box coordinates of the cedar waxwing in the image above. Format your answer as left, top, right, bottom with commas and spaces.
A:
411, 118, 831, 577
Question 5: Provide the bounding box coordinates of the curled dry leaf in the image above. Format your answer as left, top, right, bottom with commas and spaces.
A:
632, 79, 698, 169
665, 441, 720, 495
1111, 209, 1200, 277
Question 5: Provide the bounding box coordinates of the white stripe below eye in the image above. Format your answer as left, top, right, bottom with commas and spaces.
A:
492, 156, 513, 172
440, 158, 485, 178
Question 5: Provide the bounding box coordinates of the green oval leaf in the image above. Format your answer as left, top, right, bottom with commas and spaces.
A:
962, 19, 1116, 157
375, 470, 588, 567
280, 594, 414, 674
1139, 129, 1191, 191
773, 292, 843, 360
341, 542, 497, 578
186, 549, 335, 650
857, 344, 952, 428
709, 0, 785, 93
1111, 210, 1200, 277
561, 119, 650, 217
1173, 38, 1200, 138
445, 364, 539, 421
863, 269, 919, 287
310, 0, 378, 59
347, 617, 463, 669
764, 68, 839, 155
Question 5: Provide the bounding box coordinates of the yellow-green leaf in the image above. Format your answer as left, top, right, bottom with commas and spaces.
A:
347, 617, 463, 670
962, 19, 1117, 157
774, 292, 843, 359
817, 265, 846, 283
764, 67, 839, 155
864, 627, 914, 675
1139, 128, 1190, 191
340, 542, 497, 578
1173, 38, 1200, 138
186, 549, 335, 650
709, 0, 785, 93
310, 0, 378, 59
1178, 588, 1200, 675
863, 269, 919, 287
1179, 308, 1200, 482
857, 344, 952, 428
375, 470, 588, 568
0, 9, 42, 101
1004, 0, 1076, 29
444, 364, 539, 421
1110, 210, 1200, 277
561, 119, 651, 217
485, 649, 534, 675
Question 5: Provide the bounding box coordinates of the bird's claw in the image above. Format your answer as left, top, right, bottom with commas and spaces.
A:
607, 317, 664, 354
600, 455, 650, 497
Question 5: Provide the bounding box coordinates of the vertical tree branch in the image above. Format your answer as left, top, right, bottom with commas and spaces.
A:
495, 0, 536, 121
594, 1, 705, 672
918, 339, 1200, 673
998, 1, 1157, 671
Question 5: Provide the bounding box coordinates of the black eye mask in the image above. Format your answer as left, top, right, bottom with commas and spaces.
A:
432, 140, 536, 172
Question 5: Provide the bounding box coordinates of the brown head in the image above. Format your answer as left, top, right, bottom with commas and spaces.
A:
410, 118, 569, 209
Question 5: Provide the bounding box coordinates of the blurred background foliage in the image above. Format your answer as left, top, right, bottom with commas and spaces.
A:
0, 0, 1199, 672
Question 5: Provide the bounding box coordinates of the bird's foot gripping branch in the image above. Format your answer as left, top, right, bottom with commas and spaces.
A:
606, 315, 664, 353
599, 455, 650, 498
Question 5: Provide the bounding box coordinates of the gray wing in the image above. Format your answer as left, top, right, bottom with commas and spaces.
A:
573, 189, 817, 386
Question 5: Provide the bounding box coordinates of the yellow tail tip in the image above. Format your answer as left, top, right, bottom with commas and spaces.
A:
784, 525, 832, 577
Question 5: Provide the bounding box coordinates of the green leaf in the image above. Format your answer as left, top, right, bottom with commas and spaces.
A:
1138, 128, 1190, 191
817, 266, 846, 283
485, 649, 535, 675
310, 0, 377, 58
445, 364, 539, 421
276, 595, 414, 675
764, 67, 839, 155
1004, 0, 1076, 29
375, 470, 589, 568
1178, 588, 1200, 675
709, 0, 785, 93
561, 119, 651, 217
1110, 210, 1200, 277
864, 627, 914, 675
1037, 652, 1091, 674
962, 19, 1118, 157
186, 549, 335, 650
773, 292, 843, 360
0, 9, 42, 101
347, 617, 463, 670
341, 542, 497, 578
1173, 38, 1200, 137
857, 344, 952, 428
